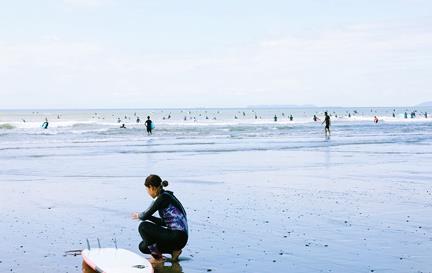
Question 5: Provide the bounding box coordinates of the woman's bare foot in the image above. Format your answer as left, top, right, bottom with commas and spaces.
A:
171, 250, 182, 261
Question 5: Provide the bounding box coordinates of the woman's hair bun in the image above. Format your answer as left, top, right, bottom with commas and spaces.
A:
161, 180, 169, 187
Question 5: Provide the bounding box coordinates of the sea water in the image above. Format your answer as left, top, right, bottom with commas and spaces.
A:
1, 107, 432, 273
1, 107, 431, 151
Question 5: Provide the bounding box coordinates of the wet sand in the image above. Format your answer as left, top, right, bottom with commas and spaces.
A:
1, 141, 432, 272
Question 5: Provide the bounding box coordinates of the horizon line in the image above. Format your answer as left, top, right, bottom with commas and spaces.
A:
0, 105, 430, 111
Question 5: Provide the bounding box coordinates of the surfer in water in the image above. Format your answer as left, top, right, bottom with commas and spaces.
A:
41, 118, 49, 129
322, 112, 331, 137
132, 175, 188, 263
145, 116, 153, 135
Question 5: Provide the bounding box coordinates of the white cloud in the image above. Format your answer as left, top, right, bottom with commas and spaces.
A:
63, 0, 112, 8
0, 22, 431, 108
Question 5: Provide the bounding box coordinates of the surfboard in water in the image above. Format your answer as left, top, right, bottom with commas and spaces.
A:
82, 248, 154, 273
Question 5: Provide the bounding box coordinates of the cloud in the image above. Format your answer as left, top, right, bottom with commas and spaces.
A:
0, 21, 431, 108
63, 0, 112, 8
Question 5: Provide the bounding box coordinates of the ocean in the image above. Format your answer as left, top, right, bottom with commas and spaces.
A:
1, 107, 432, 273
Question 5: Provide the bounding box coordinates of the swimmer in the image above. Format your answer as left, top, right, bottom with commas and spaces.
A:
145, 116, 153, 135
132, 175, 188, 263
274, 115, 277, 122
374, 116, 379, 123
120, 124, 126, 128
41, 118, 49, 129
289, 115, 293, 121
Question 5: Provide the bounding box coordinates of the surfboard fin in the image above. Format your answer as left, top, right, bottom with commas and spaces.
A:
86, 238, 91, 250
97, 238, 101, 248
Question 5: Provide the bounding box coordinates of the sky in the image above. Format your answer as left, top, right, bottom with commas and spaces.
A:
0, 0, 431, 109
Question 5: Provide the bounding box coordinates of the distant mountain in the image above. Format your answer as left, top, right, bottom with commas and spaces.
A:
417, 101, 432, 107
247, 104, 317, 109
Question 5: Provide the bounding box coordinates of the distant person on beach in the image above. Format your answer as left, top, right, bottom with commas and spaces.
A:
374, 116, 379, 123
404, 112, 408, 119
289, 115, 293, 121
145, 116, 153, 135
322, 112, 331, 137
392, 112, 396, 118
425, 112, 428, 118
274, 115, 278, 122
120, 124, 126, 128
41, 118, 49, 129
313, 115, 320, 122
136, 117, 140, 123
132, 175, 188, 263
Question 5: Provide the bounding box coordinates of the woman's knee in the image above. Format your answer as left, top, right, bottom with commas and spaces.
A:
138, 221, 154, 234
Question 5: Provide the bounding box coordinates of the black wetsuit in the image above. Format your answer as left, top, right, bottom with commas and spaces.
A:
324, 115, 330, 129
138, 190, 188, 257
145, 120, 152, 134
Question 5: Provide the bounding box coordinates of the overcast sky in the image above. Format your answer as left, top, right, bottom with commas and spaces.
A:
0, 0, 431, 108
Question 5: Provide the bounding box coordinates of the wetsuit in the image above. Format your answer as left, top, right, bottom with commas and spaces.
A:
138, 190, 188, 258
145, 120, 152, 134
324, 115, 331, 135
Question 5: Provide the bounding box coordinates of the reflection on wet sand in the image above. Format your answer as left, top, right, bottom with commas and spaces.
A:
152, 261, 183, 273
82, 261, 96, 273
81, 259, 183, 273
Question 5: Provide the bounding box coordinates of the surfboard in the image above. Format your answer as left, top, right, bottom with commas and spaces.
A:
82, 248, 154, 273
150, 123, 155, 130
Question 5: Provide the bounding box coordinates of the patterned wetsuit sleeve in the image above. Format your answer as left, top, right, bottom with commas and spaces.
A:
138, 194, 169, 221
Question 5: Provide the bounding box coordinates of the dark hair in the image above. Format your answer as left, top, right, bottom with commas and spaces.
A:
145, 174, 168, 188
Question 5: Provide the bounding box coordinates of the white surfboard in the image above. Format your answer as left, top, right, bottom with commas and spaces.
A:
82, 248, 154, 273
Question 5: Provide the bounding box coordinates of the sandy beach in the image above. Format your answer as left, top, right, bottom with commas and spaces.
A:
1, 109, 432, 273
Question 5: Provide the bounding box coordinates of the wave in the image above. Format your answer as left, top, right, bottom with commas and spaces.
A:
0, 123, 15, 129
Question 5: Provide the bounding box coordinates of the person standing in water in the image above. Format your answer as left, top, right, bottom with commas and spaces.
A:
132, 175, 188, 263
145, 116, 153, 135
41, 118, 49, 129
322, 112, 331, 137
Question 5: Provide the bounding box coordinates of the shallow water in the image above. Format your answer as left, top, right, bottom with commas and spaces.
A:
1, 107, 432, 273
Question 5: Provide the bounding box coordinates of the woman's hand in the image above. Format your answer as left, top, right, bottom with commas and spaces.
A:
131, 212, 140, 220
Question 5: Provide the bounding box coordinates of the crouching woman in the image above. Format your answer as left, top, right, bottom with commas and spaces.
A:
132, 175, 188, 262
